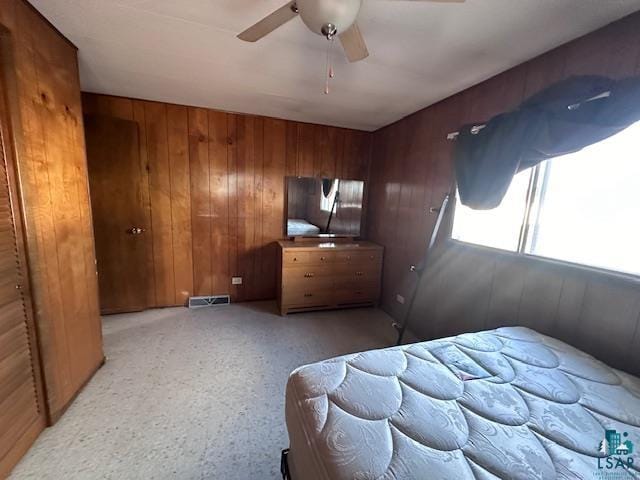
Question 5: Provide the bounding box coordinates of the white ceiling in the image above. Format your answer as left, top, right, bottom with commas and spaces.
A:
33, 0, 640, 131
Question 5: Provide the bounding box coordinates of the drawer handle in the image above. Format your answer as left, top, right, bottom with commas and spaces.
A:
369, 255, 375, 260
320, 256, 326, 261
304, 293, 313, 297
356, 271, 364, 276
293, 257, 298, 262
304, 273, 315, 278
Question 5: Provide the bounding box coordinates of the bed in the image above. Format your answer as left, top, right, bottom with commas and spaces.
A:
287, 218, 321, 236
284, 327, 640, 480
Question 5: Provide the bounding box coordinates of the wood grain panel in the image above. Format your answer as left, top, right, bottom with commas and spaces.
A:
465, 68, 527, 123
486, 256, 526, 329
82, 96, 156, 307
167, 105, 193, 304
236, 115, 260, 301
261, 118, 287, 300
517, 263, 564, 333
85, 115, 148, 313
132, 100, 156, 306
285, 121, 299, 177
38, 61, 96, 387
0, 7, 51, 469
522, 48, 567, 98
209, 111, 232, 297
106, 96, 134, 119
226, 114, 239, 299
409, 241, 640, 375
83, 94, 372, 306
553, 271, 588, 343
145, 102, 175, 306
413, 243, 494, 340
296, 123, 317, 178
339, 130, 370, 180
0, 0, 103, 428
578, 278, 640, 367
13, 39, 72, 411
315, 126, 338, 178
562, 13, 640, 78
188, 108, 211, 296
368, 11, 640, 342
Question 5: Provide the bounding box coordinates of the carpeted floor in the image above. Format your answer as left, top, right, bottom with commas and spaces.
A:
11, 302, 396, 480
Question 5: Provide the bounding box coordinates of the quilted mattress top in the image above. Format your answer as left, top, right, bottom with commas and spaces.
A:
286, 327, 640, 479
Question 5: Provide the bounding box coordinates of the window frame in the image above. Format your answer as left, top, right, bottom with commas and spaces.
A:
450, 162, 640, 281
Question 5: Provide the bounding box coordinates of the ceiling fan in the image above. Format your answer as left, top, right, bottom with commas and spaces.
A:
237, 0, 465, 63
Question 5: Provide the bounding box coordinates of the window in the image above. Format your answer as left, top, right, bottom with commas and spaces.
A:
320, 179, 339, 212
451, 168, 532, 252
451, 121, 640, 276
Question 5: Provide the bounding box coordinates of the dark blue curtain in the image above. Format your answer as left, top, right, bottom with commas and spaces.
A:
454, 75, 640, 210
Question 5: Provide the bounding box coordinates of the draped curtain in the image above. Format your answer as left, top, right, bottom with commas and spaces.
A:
454, 75, 640, 210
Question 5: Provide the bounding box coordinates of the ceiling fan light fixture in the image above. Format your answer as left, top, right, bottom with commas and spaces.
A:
321, 23, 338, 39
297, 0, 362, 37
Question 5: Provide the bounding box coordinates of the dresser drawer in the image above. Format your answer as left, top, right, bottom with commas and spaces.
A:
336, 285, 379, 304
282, 278, 334, 292
335, 266, 381, 285
283, 250, 337, 266
282, 289, 333, 307
282, 251, 310, 265
282, 266, 335, 286
336, 250, 383, 265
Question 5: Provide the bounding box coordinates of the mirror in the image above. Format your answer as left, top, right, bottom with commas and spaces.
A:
286, 176, 364, 237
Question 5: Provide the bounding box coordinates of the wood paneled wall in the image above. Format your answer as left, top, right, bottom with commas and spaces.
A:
82, 93, 372, 306
409, 241, 640, 376
367, 12, 640, 323
0, 1, 103, 422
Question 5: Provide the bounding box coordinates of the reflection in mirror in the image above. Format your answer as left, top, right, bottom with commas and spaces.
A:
286, 177, 364, 237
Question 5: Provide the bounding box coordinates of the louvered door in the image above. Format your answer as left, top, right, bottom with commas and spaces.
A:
0, 109, 45, 476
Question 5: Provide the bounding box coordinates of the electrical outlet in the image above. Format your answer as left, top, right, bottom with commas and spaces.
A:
232, 277, 243, 285
396, 294, 405, 305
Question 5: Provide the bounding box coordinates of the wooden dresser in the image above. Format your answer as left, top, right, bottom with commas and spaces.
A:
277, 240, 384, 315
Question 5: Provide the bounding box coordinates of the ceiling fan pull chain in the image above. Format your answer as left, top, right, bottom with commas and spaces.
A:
324, 38, 331, 94
324, 38, 336, 95
329, 37, 335, 79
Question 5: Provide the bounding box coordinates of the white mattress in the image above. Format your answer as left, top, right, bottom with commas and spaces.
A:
285, 327, 640, 480
288, 219, 320, 236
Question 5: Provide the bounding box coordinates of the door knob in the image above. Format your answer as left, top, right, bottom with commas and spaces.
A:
127, 227, 145, 235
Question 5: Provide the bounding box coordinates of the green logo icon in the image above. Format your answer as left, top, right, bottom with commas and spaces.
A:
596, 429, 635, 477
599, 430, 634, 457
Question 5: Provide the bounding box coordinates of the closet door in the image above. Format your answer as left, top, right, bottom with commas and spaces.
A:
84, 115, 149, 313
0, 113, 46, 476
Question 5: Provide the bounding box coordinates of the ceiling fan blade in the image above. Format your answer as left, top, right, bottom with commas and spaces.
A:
237, 1, 298, 42
339, 23, 369, 63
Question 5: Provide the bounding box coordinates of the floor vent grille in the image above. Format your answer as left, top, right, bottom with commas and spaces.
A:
188, 295, 230, 309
